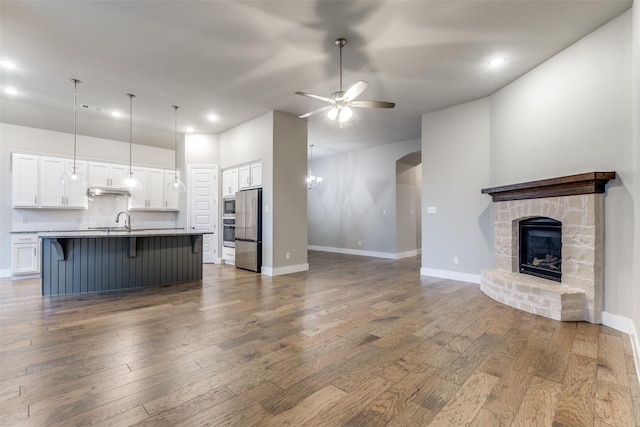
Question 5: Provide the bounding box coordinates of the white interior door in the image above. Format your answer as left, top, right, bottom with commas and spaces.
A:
189, 166, 218, 263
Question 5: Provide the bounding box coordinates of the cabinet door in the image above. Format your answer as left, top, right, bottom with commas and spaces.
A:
128, 167, 148, 209
89, 162, 110, 187
64, 160, 88, 208
238, 165, 251, 190
222, 169, 239, 198
39, 157, 66, 207
109, 164, 130, 188
250, 162, 262, 187
164, 171, 180, 210
146, 168, 164, 210
12, 154, 39, 207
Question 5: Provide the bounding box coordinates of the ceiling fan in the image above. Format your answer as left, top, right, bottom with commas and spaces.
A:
296, 38, 395, 123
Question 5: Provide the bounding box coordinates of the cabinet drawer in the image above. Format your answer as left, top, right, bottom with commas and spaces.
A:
12, 234, 39, 244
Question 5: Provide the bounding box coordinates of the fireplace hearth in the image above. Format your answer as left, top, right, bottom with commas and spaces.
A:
519, 217, 562, 282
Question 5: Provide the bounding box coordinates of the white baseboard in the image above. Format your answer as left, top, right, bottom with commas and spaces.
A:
420, 267, 482, 284
0, 269, 11, 279
261, 263, 309, 277
602, 311, 640, 385
308, 245, 420, 260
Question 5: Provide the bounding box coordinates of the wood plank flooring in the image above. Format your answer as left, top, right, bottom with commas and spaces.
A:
1, 251, 638, 426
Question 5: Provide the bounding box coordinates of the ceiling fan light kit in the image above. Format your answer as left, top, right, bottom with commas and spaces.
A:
296, 38, 395, 125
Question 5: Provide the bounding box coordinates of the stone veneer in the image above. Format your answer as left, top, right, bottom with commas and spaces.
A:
481, 194, 604, 323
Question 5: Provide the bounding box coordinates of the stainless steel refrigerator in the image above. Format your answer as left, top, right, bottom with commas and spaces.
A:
235, 188, 262, 272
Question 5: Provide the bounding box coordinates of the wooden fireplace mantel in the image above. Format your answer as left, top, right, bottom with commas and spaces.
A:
481, 172, 616, 202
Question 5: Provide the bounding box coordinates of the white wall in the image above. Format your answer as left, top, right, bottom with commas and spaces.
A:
1, 123, 178, 274
421, 98, 492, 281
308, 138, 421, 257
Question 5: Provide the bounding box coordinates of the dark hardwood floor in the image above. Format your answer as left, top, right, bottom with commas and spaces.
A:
1, 251, 639, 426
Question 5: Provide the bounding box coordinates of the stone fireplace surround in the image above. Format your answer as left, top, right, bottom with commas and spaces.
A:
480, 172, 615, 324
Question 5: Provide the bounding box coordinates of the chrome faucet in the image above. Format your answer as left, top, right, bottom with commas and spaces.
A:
115, 211, 131, 231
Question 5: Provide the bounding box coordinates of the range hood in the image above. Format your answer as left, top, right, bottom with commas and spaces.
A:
87, 187, 131, 197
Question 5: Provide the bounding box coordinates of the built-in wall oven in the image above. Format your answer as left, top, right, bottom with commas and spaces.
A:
222, 217, 236, 248
223, 198, 236, 216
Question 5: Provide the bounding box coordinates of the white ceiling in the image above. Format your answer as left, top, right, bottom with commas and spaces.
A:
0, 1, 632, 157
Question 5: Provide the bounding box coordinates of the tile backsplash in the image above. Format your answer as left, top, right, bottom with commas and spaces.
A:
12, 196, 179, 232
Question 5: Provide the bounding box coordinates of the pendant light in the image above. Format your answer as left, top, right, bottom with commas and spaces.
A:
59, 78, 87, 188
166, 105, 186, 192
120, 93, 138, 189
306, 144, 323, 189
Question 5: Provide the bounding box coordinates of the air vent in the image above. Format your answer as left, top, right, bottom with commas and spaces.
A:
81, 104, 104, 112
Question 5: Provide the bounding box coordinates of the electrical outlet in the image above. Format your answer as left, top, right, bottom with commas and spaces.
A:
453, 257, 459, 265
634, 300, 637, 316
427, 207, 437, 214
358, 240, 362, 246
383, 209, 386, 215
286, 252, 290, 260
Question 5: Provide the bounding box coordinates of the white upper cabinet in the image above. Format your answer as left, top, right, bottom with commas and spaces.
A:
238, 161, 263, 190
222, 168, 239, 198
129, 167, 165, 210
89, 162, 129, 188
39, 157, 87, 208
12, 153, 39, 208
164, 171, 180, 210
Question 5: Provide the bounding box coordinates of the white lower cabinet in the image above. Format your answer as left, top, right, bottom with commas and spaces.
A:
11, 234, 40, 278
222, 247, 235, 265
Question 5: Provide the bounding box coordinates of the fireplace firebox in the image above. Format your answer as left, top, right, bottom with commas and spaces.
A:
519, 217, 562, 282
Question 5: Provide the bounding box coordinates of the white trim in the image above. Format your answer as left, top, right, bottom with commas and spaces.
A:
308, 245, 420, 260
602, 311, 640, 385
420, 268, 482, 284
0, 269, 12, 278
261, 263, 309, 277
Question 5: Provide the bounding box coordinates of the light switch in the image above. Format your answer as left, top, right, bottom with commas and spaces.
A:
427, 207, 437, 214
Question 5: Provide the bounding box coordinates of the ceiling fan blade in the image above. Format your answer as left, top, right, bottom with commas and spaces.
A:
298, 106, 333, 119
295, 91, 335, 105
343, 80, 369, 101
350, 100, 396, 109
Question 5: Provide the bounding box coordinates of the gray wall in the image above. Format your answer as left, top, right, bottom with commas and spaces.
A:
421, 11, 638, 325
421, 98, 492, 279
308, 138, 421, 257
273, 111, 308, 271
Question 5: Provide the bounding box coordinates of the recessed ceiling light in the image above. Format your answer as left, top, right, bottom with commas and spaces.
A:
111, 111, 122, 118
1, 60, 16, 70
207, 113, 218, 122
3, 87, 19, 95
186, 126, 194, 133
489, 57, 506, 67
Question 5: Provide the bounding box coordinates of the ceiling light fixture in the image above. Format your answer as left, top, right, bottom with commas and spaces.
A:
489, 57, 506, 67
1, 60, 16, 69
207, 114, 218, 122
111, 111, 121, 118
120, 93, 138, 189
59, 78, 87, 189
185, 126, 194, 133
306, 144, 323, 189
3, 87, 19, 95
167, 106, 186, 192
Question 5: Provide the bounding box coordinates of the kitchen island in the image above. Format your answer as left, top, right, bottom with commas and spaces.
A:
39, 229, 207, 295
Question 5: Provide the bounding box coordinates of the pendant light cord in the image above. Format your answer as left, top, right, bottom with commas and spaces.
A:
127, 94, 135, 176
71, 78, 81, 172
173, 106, 179, 179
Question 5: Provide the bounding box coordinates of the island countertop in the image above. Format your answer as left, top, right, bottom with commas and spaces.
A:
38, 229, 211, 238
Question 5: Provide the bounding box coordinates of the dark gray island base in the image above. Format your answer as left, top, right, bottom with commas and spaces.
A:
40, 230, 205, 296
